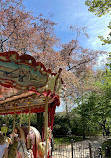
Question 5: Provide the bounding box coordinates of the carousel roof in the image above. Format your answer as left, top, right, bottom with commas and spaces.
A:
0, 90, 58, 114
0, 51, 63, 115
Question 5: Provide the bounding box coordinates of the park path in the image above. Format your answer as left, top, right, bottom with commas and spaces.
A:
52, 136, 111, 158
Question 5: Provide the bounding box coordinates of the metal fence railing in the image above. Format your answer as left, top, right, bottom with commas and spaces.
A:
51, 140, 103, 158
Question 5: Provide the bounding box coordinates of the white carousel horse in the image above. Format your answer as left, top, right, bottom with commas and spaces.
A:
15, 126, 41, 158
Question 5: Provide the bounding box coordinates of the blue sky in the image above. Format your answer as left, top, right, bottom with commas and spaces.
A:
23, 0, 110, 52
23, 0, 110, 112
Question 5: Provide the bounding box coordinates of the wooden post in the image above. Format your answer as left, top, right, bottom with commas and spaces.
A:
45, 96, 48, 158
12, 105, 16, 143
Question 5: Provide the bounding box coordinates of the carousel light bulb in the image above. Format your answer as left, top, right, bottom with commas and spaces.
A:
41, 68, 44, 71
46, 85, 48, 88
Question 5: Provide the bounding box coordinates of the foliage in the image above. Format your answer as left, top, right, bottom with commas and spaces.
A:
85, 0, 111, 17
98, 22, 111, 45
74, 69, 111, 137
85, 0, 111, 46
0, 0, 34, 53
0, 113, 37, 135
54, 69, 111, 138
102, 139, 111, 157
53, 113, 71, 137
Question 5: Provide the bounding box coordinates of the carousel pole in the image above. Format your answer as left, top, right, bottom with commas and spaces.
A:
44, 95, 48, 158
5, 114, 7, 137
28, 104, 31, 149
19, 111, 22, 127
12, 105, 16, 143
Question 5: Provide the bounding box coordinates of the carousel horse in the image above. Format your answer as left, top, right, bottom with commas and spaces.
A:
8, 135, 33, 158
38, 141, 51, 158
0, 133, 8, 158
15, 126, 41, 158
38, 127, 52, 158
8, 134, 20, 158
16, 140, 33, 158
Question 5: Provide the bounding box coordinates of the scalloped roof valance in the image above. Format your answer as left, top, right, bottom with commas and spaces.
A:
0, 51, 63, 93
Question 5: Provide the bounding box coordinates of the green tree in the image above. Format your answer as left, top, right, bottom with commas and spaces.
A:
53, 113, 71, 137
72, 69, 111, 137
85, 0, 111, 45
81, 69, 111, 136
93, 70, 111, 135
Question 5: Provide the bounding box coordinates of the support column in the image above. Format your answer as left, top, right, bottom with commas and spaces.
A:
5, 114, 7, 137
45, 96, 48, 158
28, 105, 31, 149
12, 105, 16, 143
19, 112, 22, 127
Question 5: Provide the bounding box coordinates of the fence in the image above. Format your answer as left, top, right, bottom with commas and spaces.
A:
51, 140, 103, 158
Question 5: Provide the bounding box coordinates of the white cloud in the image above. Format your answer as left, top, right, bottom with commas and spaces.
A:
94, 54, 109, 69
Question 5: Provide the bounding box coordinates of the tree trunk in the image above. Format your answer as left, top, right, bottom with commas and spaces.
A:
83, 129, 85, 139
36, 112, 44, 137
82, 124, 86, 139
102, 119, 107, 136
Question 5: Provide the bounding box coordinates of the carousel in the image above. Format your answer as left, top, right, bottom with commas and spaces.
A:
0, 51, 63, 158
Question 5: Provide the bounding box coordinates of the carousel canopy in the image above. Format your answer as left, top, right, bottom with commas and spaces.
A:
0, 51, 63, 115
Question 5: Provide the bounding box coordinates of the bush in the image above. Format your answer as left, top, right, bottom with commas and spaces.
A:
53, 113, 71, 137
102, 139, 111, 158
